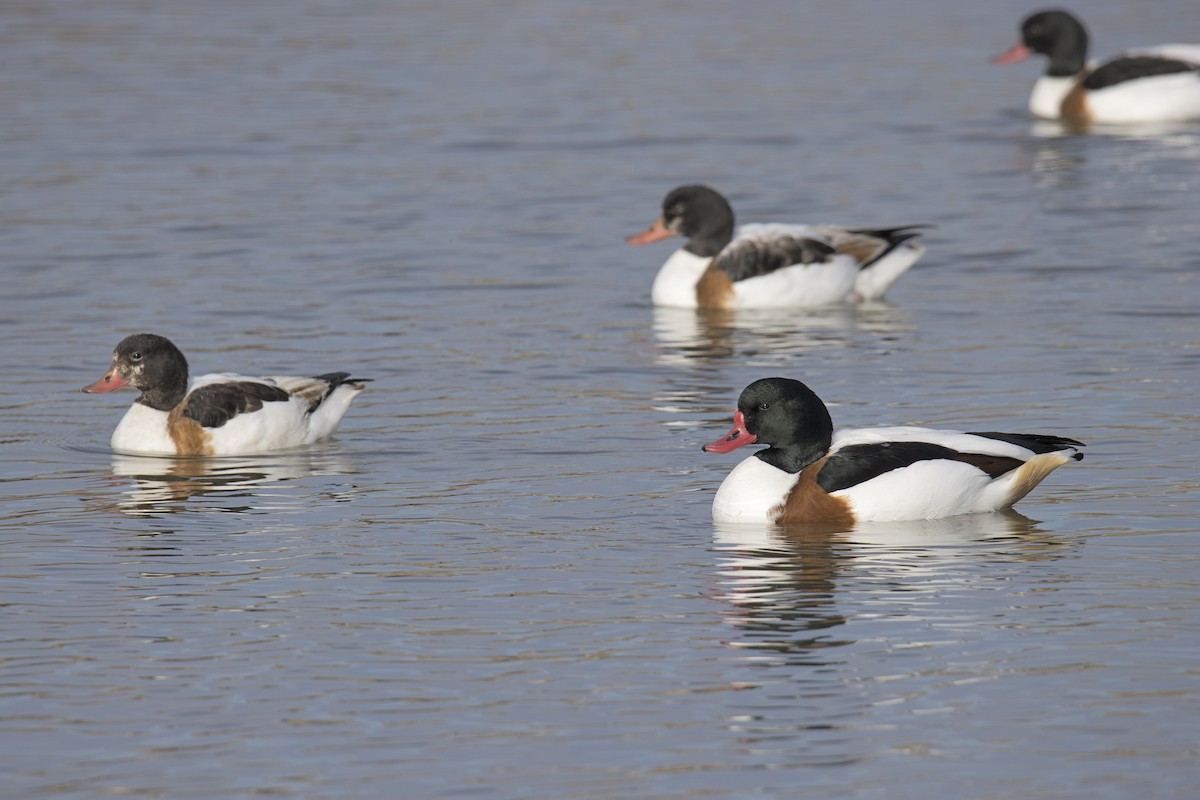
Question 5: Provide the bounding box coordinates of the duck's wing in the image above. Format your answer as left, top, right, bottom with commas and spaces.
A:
267, 373, 372, 412
713, 225, 837, 282
1084, 54, 1199, 91
182, 377, 291, 429
812, 225, 931, 269
819, 427, 1084, 493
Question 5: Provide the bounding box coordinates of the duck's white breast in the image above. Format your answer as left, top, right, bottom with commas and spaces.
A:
1029, 75, 1077, 119
650, 248, 710, 308
110, 403, 174, 455
711, 455, 798, 523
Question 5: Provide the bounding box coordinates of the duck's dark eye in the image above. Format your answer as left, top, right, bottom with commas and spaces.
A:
759, 402, 770, 411
130, 352, 143, 361
669, 204, 685, 217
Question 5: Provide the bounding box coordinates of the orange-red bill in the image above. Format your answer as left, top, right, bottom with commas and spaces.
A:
702, 411, 757, 454
624, 216, 674, 245
991, 42, 1034, 65
82, 368, 129, 394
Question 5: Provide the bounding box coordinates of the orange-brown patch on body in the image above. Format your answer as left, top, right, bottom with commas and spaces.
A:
167, 406, 214, 456
695, 266, 735, 309
1060, 79, 1094, 126
774, 455, 856, 527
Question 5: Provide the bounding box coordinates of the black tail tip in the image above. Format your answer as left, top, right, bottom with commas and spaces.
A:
314, 372, 373, 386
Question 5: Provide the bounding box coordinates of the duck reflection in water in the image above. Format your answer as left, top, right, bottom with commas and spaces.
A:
95, 448, 361, 518
651, 303, 916, 369
711, 511, 1069, 667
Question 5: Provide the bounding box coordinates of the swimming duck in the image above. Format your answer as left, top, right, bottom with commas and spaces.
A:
83, 333, 369, 456
703, 378, 1084, 524
625, 185, 926, 309
994, 9, 1200, 124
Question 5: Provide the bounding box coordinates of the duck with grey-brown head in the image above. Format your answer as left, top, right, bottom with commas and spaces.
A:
626, 185, 926, 309
83, 333, 369, 456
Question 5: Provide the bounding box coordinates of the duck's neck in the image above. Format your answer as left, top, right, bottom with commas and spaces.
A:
1044, 30, 1087, 78
755, 442, 828, 474
135, 371, 188, 412
1045, 51, 1085, 78
683, 225, 734, 258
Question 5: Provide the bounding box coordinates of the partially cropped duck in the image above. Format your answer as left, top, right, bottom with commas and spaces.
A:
994, 9, 1200, 124
703, 378, 1084, 525
83, 333, 369, 456
625, 185, 926, 309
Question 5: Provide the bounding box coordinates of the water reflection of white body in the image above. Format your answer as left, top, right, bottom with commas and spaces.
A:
105, 448, 361, 516
1030, 118, 1200, 145
711, 511, 1067, 664
1027, 120, 1200, 185
652, 303, 915, 368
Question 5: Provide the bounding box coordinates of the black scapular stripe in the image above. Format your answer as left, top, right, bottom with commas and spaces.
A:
1083, 57, 1198, 91
713, 236, 836, 282
815, 441, 1027, 494
183, 382, 291, 428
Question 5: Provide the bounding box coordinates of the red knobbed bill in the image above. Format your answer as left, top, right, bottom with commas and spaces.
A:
82, 368, 129, 394
702, 410, 758, 454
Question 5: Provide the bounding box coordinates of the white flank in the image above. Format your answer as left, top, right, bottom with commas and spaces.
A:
206, 395, 314, 455
835, 460, 996, 522
730, 255, 859, 309
1087, 71, 1200, 123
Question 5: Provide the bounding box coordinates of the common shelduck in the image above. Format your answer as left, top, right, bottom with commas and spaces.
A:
82, 333, 370, 456
703, 378, 1084, 525
994, 9, 1200, 124
625, 185, 926, 309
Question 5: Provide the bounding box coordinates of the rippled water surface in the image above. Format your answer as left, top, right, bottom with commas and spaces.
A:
3, 1, 1200, 797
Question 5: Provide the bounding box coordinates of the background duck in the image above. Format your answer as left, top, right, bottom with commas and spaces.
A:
703, 377, 1084, 525
83, 333, 369, 456
994, 9, 1200, 124
626, 185, 926, 309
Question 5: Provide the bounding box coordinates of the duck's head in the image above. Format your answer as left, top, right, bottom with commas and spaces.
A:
993, 10, 1088, 77
625, 184, 736, 257
83, 333, 188, 405
704, 378, 835, 471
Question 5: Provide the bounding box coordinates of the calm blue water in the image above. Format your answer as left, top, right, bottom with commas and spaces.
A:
3, 1, 1200, 798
